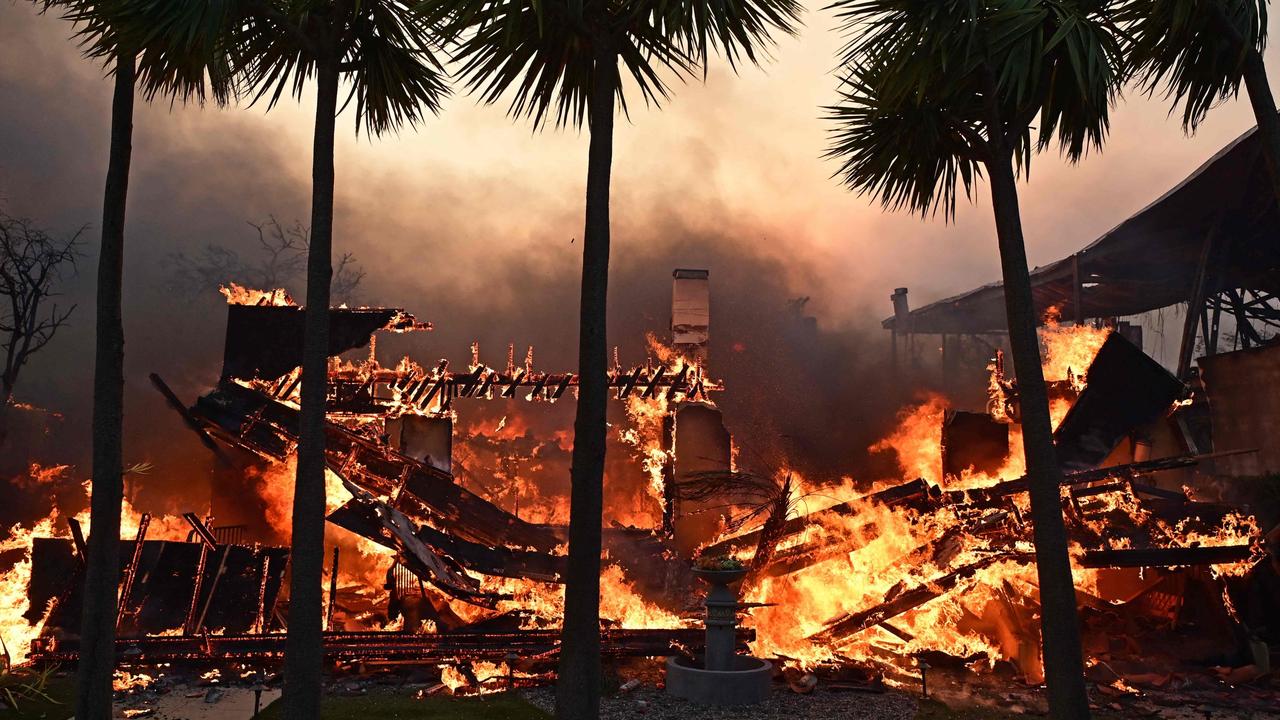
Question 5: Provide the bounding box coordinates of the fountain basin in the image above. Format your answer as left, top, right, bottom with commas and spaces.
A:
664, 655, 772, 706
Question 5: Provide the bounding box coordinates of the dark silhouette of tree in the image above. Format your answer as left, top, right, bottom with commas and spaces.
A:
228, 4, 448, 716
420, 0, 800, 717
826, 2, 1126, 718
57, 3, 444, 715
35, 2, 236, 716
0, 211, 83, 406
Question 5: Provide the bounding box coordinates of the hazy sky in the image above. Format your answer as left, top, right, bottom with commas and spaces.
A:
3, 3, 1270, 318
0, 2, 1274, 477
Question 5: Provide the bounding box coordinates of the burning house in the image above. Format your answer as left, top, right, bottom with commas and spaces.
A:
6, 271, 745, 674
0, 242, 1276, 710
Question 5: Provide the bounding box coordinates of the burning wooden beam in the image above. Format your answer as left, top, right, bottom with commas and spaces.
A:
1078, 544, 1256, 569
808, 552, 1034, 645
702, 477, 936, 558
944, 451, 1252, 508
180, 381, 561, 552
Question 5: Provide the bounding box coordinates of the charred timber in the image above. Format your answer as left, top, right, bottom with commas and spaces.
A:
703, 478, 936, 557
809, 552, 1034, 644
328, 499, 564, 583
946, 453, 1214, 507
27, 628, 749, 665
322, 362, 723, 412
1079, 544, 1256, 568
184, 381, 560, 552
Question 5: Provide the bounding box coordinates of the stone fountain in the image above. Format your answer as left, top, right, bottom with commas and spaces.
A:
664, 566, 773, 706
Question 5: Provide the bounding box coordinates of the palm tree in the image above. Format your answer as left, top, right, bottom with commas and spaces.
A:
418, 1, 799, 718
34, 3, 234, 717
228, 3, 448, 716
1118, 1, 1280, 209
826, 2, 1124, 718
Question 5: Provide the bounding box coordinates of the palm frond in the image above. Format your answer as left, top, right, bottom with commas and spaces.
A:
237, 0, 449, 135
1034, 1, 1123, 160
425, 0, 800, 129
656, 0, 803, 73
39, 0, 243, 105
346, 2, 450, 134
825, 0, 1124, 218
825, 59, 985, 219
1117, 0, 1266, 131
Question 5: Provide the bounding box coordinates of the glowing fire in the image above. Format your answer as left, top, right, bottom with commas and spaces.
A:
3, 293, 1260, 693
729, 315, 1255, 679
1, 465, 210, 662
219, 283, 295, 306
1040, 307, 1111, 390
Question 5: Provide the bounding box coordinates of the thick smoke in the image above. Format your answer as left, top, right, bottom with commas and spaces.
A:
1, 0, 1273, 527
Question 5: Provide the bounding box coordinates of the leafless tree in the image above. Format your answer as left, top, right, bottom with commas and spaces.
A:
164, 216, 365, 304
0, 212, 83, 405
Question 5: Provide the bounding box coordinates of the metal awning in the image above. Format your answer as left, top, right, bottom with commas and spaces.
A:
884, 125, 1280, 334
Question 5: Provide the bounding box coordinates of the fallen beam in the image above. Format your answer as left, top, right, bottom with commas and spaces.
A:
186, 381, 561, 552
1078, 544, 1256, 569
945, 451, 1253, 508
703, 478, 936, 557
27, 628, 748, 665
809, 552, 1034, 645
149, 374, 236, 467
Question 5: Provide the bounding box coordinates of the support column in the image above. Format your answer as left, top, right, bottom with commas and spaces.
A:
1071, 254, 1084, 325
1178, 221, 1221, 378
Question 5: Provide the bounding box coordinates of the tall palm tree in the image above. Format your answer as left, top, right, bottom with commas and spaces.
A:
1118, 1, 1280, 209
34, 3, 234, 717
229, 3, 448, 717
826, 2, 1124, 718
419, 1, 800, 718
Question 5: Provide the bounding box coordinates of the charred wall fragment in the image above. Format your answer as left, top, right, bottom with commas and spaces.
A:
29, 536, 287, 638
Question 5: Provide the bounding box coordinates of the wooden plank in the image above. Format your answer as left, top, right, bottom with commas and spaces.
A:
809, 553, 1033, 644
1079, 544, 1254, 569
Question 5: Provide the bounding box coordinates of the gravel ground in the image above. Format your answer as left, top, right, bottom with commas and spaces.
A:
522, 685, 918, 720
114, 683, 281, 720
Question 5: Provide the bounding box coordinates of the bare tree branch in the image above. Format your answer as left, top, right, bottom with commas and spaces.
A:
0, 210, 84, 404
162, 215, 365, 305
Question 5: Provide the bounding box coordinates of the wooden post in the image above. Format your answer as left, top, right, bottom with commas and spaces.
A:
1071, 254, 1083, 325
115, 513, 150, 631
254, 555, 271, 634
1208, 296, 1222, 356
183, 543, 210, 635
193, 544, 232, 633
326, 546, 340, 631
661, 413, 677, 538
66, 518, 88, 566
1177, 222, 1221, 378
940, 334, 950, 392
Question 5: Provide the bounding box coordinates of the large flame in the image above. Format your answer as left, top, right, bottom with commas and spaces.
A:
0, 465, 191, 662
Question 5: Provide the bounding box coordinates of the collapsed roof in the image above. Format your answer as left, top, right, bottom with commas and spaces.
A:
883, 125, 1280, 335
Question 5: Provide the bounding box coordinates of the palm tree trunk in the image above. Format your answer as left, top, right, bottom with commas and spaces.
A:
985, 148, 1091, 720
75, 49, 135, 720
1241, 48, 1280, 211
1207, 1, 1280, 212
281, 57, 338, 720
555, 37, 618, 720
979, 63, 1088, 720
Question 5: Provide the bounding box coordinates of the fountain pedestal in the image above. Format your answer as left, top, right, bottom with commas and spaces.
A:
664, 567, 773, 706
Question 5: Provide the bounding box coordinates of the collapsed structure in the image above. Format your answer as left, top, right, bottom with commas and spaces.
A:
5, 259, 1277, 699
